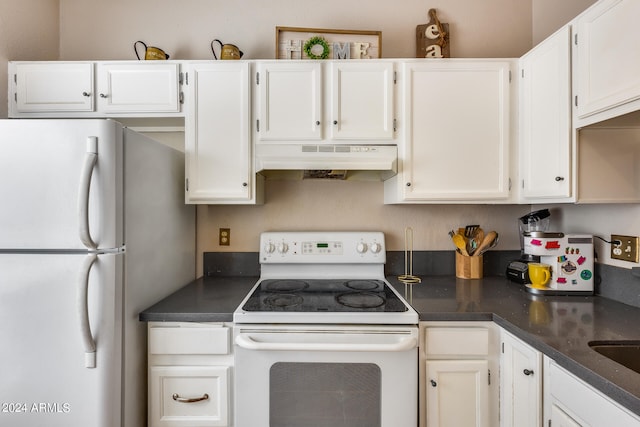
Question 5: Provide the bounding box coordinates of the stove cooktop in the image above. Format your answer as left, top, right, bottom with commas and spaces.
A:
241, 279, 410, 313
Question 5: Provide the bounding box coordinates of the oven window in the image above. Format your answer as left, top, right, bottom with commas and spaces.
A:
269, 362, 381, 427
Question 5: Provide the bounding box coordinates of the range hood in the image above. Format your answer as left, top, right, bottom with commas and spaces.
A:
255, 144, 398, 180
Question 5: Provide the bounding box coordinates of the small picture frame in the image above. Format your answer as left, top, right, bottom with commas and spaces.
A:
276, 26, 382, 60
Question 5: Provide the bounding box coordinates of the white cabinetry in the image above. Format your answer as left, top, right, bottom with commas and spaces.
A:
148, 322, 233, 427
574, 0, 640, 125
255, 60, 396, 143
500, 331, 542, 427
11, 62, 94, 113
543, 356, 640, 426
419, 322, 499, 427
9, 61, 183, 117
184, 62, 262, 204
385, 60, 512, 203
519, 25, 572, 202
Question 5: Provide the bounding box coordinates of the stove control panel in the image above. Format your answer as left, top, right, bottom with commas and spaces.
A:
260, 231, 386, 263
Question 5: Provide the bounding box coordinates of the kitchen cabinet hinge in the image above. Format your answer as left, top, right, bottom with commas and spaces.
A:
509, 70, 512, 83
14, 93, 17, 102
185, 178, 189, 192
256, 72, 260, 85
179, 92, 184, 104
393, 71, 397, 84
575, 95, 578, 107
488, 369, 491, 385
13, 74, 17, 84
185, 72, 189, 86
179, 72, 184, 85
574, 33, 578, 45
508, 178, 512, 191
393, 118, 397, 132
256, 119, 260, 132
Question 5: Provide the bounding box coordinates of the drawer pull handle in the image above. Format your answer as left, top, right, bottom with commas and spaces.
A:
523, 369, 534, 376
172, 393, 209, 403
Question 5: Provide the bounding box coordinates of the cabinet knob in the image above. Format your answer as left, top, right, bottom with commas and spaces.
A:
333, 120, 338, 125
316, 121, 320, 126
172, 393, 209, 403
523, 369, 534, 376
82, 92, 91, 97
242, 182, 248, 187
430, 379, 437, 387
406, 182, 412, 187
99, 93, 108, 98
555, 176, 565, 181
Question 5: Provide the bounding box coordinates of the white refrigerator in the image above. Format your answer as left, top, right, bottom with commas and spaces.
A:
0, 119, 195, 426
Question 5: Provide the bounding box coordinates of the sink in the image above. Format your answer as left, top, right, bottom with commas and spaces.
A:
589, 341, 640, 374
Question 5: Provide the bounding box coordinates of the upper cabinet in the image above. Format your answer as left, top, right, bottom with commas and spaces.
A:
518, 25, 572, 202
9, 61, 183, 118
184, 62, 262, 205
574, 0, 640, 126
385, 60, 512, 203
255, 60, 396, 144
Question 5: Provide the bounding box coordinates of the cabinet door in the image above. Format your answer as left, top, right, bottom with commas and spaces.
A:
519, 26, 572, 200
425, 360, 489, 427
402, 61, 511, 201
256, 62, 322, 141
550, 404, 583, 427
185, 62, 252, 203
330, 61, 395, 140
150, 366, 230, 427
501, 332, 542, 427
575, 0, 640, 119
13, 62, 94, 112
96, 62, 180, 113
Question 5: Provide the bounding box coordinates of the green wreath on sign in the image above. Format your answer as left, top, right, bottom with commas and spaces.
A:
304, 36, 330, 59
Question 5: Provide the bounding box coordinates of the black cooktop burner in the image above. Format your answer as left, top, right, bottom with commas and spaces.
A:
336, 291, 385, 309
241, 279, 408, 313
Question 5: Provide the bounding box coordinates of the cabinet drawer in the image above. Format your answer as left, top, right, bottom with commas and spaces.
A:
149, 326, 229, 355
150, 366, 229, 427
425, 327, 489, 357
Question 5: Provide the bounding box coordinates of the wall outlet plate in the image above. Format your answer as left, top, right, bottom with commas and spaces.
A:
219, 228, 231, 246
611, 234, 639, 262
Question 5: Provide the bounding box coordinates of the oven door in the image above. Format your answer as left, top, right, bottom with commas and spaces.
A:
234, 324, 418, 427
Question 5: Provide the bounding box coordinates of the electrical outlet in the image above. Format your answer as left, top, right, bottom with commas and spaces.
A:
611, 234, 639, 262
219, 228, 230, 246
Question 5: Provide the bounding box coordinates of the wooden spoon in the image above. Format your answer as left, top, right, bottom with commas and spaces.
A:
472, 231, 497, 256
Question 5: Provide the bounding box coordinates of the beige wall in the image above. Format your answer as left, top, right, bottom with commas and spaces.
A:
0, 0, 59, 118
58, 0, 532, 60
3, 0, 636, 276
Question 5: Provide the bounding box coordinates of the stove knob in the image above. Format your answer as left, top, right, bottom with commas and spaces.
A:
277, 242, 289, 254
356, 242, 368, 254
263, 242, 276, 254
370, 242, 382, 254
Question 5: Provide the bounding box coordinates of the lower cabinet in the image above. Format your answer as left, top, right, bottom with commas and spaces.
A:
420, 322, 500, 427
500, 331, 542, 427
543, 356, 640, 427
148, 322, 233, 427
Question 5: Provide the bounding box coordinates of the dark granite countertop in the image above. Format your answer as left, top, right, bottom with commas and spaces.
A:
139, 274, 640, 417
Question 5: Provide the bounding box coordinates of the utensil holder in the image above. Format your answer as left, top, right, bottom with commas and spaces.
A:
455, 252, 483, 279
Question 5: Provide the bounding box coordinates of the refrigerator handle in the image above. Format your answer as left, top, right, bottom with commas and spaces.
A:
78, 137, 98, 250
78, 254, 98, 368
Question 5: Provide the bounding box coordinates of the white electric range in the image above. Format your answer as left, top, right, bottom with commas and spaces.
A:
233, 231, 418, 427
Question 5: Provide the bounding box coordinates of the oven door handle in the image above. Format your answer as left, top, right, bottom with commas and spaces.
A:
235, 334, 417, 352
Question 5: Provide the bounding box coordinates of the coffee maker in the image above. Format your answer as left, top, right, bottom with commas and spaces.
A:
506, 209, 594, 295
506, 209, 551, 283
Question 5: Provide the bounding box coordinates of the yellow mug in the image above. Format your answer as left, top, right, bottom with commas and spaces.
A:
528, 263, 551, 287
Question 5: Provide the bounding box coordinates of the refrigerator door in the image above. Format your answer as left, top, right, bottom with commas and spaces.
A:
0, 252, 122, 427
0, 119, 122, 250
